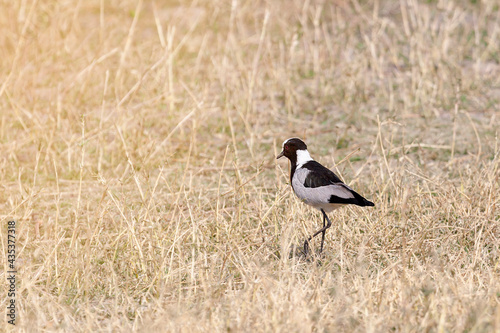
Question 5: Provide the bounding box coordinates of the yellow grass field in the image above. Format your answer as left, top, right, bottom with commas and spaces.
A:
1, 0, 499, 331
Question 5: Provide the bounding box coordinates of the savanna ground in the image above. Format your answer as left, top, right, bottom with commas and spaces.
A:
1, 0, 499, 331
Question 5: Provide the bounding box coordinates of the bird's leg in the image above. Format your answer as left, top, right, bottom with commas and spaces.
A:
304, 209, 332, 255
303, 239, 310, 255
320, 212, 326, 253
319, 210, 332, 253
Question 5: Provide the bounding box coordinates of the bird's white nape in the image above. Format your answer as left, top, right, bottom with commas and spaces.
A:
296, 149, 313, 168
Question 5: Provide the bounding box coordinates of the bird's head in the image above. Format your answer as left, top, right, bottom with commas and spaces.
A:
276, 137, 308, 161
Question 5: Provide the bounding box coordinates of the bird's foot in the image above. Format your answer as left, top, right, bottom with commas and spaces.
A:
303, 239, 310, 256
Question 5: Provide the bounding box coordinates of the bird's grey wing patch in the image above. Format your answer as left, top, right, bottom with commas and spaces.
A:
328, 184, 356, 200
292, 168, 353, 205
328, 184, 362, 205
330, 183, 375, 206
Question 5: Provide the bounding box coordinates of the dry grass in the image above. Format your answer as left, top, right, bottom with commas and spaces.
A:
1, 0, 500, 331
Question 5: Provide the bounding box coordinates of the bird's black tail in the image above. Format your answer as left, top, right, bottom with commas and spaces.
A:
352, 190, 375, 207
362, 198, 375, 207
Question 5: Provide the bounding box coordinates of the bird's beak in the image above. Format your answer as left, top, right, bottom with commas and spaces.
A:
276, 151, 284, 159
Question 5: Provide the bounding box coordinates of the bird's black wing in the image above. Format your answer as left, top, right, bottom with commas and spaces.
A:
302, 160, 342, 188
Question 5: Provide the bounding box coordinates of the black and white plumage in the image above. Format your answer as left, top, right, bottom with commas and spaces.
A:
277, 137, 374, 254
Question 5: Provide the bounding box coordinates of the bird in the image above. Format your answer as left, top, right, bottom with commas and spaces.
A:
276, 137, 374, 255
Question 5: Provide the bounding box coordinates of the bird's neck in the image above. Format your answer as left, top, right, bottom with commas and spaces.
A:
290, 149, 312, 182
296, 150, 312, 168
